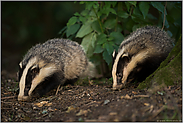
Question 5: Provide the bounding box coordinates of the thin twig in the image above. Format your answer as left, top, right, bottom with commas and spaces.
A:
162, 1, 167, 30
1, 101, 13, 103
55, 84, 61, 96
133, 95, 150, 98
1, 108, 12, 110
151, 105, 166, 119
1, 96, 16, 100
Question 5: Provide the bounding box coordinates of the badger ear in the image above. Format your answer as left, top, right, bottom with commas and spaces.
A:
112, 50, 116, 58
19, 62, 22, 69
122, 53, 128, 57
121, 53, 129, 63
17, 62, 23, 82
31, 64, 39, 70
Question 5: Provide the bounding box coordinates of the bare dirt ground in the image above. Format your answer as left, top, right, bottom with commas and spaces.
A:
1, 69, 182, 122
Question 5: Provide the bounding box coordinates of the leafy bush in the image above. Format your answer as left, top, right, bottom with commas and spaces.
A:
59, 1, 181, 76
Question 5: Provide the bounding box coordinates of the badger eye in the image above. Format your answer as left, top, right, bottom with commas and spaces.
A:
32, 67, 39, 74
31, 65, 40, 77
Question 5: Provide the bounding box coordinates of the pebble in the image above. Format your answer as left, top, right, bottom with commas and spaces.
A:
104, 99, 110, 105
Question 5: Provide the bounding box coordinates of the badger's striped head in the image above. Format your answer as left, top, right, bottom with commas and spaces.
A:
112, 46, 149, 90
18, 56, 57, 101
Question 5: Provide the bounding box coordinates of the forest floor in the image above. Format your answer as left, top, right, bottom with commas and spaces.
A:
1, 69, 182, 122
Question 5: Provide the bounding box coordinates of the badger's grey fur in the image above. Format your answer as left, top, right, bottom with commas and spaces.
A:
112, 26, 174, 90
18, 38, 96, 101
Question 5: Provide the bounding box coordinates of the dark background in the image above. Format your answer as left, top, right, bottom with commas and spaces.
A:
2, 2, 84, 74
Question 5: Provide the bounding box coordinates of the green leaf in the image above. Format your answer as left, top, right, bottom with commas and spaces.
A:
79, 1, 85, 4
104, 42, 114, 55
66, 24, 80, 37
91, 33, 97, 48
113, 44, 119, 52
85, 2, 94, 10
102, 49, 112, 65
116, 24, 123, 32
151, 2, 167, 15
125, 2, 131, 12
81, 33, 92, 52
108, 36, 114, 41
81, 33, 96, 57
146, 13, 157, 20
104, 19, 116, 29
94, 44, 103, 53
118, 11, 129, 19
80, 9, 89, 16
91, 20, 102, 33
128, 1, 137, 7
67, 16, 78, 27
139, 2, 150, 19
167, 30, 173, 37
111, 2, 117, 7
125, 18, 135, 31
58, 26, 67, 35
76, 23, 93, 38
79, 16, 87, 23
131, 7, 146, 23
100, 7, 117, 16
110, 32, 124, 45
109, 8, 117, 15
97, 33, 107, 44
74, 12, 80, 16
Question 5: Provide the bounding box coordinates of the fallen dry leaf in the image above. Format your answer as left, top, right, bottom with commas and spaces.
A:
66, 106, 77, 113
121, 94, 133, 99
76, 109, 88, 116
34, 101, 52, 107
109, 112, 117, 116
132, 91, 138, 94
144, 103, 150, 106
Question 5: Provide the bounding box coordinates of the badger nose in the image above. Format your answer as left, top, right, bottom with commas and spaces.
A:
18, 95, 29, 101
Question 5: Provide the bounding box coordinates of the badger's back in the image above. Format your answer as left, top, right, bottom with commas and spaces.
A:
118, 26, 173, 57
21, 39, 88, 79
18, 39, 95, 101
112, 26, 174, 90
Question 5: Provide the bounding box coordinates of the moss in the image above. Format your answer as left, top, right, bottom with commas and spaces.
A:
137, 38, 182, 90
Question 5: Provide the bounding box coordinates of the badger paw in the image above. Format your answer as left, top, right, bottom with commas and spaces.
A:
112, 83, 125, 91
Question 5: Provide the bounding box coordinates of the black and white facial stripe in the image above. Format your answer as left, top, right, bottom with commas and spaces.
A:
112, 26, 174, 90
18, 57, 57, 101
17, 38, 97, 101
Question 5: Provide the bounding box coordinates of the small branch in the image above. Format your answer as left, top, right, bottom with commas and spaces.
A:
1, 108, 12, 110
162, 1, 167, 30
133, 95, 150, 98
1, 96, 16, 100
151, 105, 166, 119
55, 84, 61, 96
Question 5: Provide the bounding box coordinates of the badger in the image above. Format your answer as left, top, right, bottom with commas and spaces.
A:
18, 38, 96, 101
112, 26, 174, 90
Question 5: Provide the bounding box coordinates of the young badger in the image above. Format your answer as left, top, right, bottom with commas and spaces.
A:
112, 26, 174, 90
18, 38, 96, 101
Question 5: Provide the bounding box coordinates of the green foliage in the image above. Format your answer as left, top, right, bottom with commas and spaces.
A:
59, 1, 182, 75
